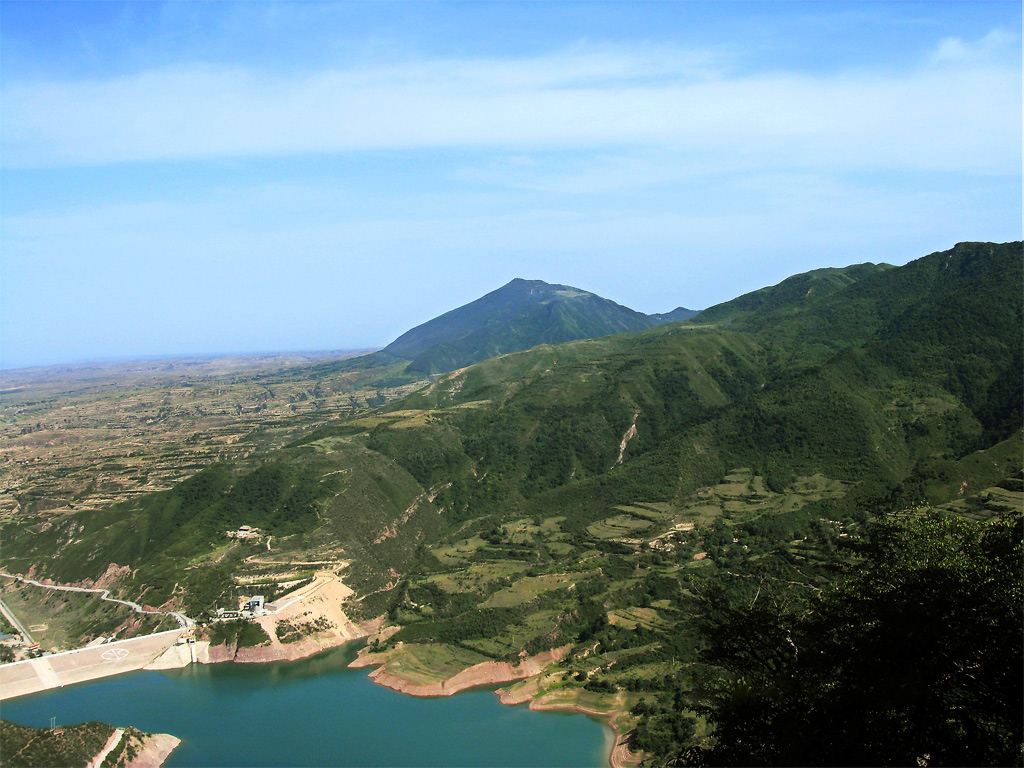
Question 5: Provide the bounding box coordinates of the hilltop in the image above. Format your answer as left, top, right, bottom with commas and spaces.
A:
381, 278, 695, 374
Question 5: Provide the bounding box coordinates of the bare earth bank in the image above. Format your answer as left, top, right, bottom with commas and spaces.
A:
125, 732, 182, 768
202, 615, 383, 664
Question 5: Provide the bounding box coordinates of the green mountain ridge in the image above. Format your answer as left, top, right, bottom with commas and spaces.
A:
692, 262, 894, 327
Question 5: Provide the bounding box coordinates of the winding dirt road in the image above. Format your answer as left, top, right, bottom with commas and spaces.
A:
0, 571, 192, 627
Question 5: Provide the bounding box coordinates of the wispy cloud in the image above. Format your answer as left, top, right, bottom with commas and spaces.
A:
3, 35, 1018, 174
2, 16, 1020, 368
931, 28, 1019, 63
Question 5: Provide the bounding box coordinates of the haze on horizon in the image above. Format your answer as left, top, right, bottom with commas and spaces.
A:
1, 0, 1020, 370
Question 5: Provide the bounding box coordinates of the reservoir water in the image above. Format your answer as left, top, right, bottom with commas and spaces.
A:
1, 644, 610, 767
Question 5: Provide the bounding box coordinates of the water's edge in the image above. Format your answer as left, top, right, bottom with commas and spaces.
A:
2, 642, 613, 768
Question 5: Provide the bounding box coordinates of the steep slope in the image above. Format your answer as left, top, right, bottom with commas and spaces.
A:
382, 278, 685, 374
694, 243, 1022, 379
361, 241, 1021, 545
693, 262, 893, 327
1, 442, 445, 612
684, 242, 1024, 487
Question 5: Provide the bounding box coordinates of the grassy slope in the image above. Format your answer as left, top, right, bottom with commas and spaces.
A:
693, 262, 894, 327
354, 241, 1022, 651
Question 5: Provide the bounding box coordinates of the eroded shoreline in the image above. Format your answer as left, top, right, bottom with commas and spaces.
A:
347, 640, 641, 768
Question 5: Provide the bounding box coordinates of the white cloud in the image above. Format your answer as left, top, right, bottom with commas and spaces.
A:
931, 28, 1019, 64
2, 35, 1019, 174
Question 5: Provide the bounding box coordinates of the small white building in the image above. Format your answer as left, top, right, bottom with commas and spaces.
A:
241, 595, 266, 617
226, 525, 262, 539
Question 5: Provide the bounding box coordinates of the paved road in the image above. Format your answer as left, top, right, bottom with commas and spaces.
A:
0, 572, 192, 628
88, 728, 124, 768
0, 571, 194, 700
0, 598, 34, 644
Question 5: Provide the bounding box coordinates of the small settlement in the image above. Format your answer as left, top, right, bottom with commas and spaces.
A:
226, 525, 262, 540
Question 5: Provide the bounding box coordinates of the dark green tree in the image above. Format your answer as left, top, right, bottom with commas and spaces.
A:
687, 510, 1022, 767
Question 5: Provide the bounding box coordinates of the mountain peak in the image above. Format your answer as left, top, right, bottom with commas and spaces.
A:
382, 279, 652, 373
501, 277, 574, 291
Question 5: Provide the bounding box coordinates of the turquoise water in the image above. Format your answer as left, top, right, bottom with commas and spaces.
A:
1, 644, 610, 767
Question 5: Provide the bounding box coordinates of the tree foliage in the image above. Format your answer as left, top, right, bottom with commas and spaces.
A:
687, 510, 1023, 767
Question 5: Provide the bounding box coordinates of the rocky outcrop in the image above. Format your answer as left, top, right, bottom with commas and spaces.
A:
496, 674, 545, 705
144, 642, 194, 670
204, 641, 238, 664
94, 562, 132, 590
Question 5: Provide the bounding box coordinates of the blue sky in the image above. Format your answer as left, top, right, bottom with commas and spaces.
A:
2, 1, 1020, 369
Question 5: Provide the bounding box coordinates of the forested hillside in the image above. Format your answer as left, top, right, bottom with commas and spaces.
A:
3, 241, 1020, 766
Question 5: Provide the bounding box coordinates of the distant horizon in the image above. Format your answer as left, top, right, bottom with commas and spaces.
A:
2, 1, 1020, 370
3, 268, 716, 370
0, 346, 381, 375
7, 264, 701, 370
3, 239, 1015, 372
